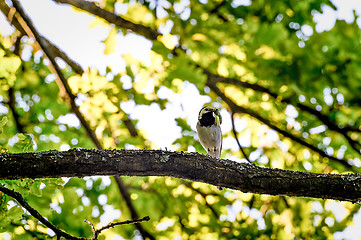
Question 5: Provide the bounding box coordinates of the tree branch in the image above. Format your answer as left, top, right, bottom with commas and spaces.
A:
1, 149, 361, 203
114, 176, 155, 240
94, 216, 150, 238
52, 0, 160, 40
0, 184, 150, 240
0, 185, 86, 240
7, 87, 24, 133
181, 180, 220, 219
230, 111, 251, 163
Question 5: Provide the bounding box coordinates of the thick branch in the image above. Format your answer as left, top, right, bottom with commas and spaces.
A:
1, 149, 361, 203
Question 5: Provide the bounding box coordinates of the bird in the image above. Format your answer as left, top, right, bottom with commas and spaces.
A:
196, 106, 223, 159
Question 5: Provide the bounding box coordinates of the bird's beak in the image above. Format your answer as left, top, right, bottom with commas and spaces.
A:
213, 109, 222, 125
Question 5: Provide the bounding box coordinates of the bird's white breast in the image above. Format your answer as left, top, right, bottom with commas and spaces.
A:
196, 124, 222, 149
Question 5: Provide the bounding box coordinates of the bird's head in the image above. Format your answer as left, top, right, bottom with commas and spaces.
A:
198, 106, 222, 126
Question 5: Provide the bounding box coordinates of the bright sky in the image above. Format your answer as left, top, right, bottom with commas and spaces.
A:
1, 0, 361, 239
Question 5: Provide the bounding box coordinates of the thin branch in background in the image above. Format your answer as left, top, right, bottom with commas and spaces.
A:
51, 0, 361, 141
6, 34, 25, 133
7, 88, 24, 133
230, 111, 251, 163
8, 1, 155, 239
53, 0, 160, 40
0, 0, 84, 75
114, 176, 156, 240
209, 0, 228, 22
203, 69, 361, 154
206, 80, 353, 169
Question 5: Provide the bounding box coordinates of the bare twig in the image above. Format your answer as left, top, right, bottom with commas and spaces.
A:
84, 217, 150, 240
96, 216, 150, 235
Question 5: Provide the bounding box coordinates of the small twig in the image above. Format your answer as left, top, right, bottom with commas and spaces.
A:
230, 111, 251, 163
84, 217, 150, 240
97, 216, 150, 233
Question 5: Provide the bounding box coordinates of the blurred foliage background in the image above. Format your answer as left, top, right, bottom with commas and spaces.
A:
1, 0, 361, 239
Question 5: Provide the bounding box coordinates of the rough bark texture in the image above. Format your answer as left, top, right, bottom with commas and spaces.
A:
1, 149, 361, 203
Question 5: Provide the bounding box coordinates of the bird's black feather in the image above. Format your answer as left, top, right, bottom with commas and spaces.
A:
199, 111, 215, 127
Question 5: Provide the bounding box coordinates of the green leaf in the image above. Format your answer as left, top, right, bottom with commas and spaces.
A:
14, 134, 33, 152
0, 205, 24, 232
17, 133, 27, 141
152, 40, 172, 57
